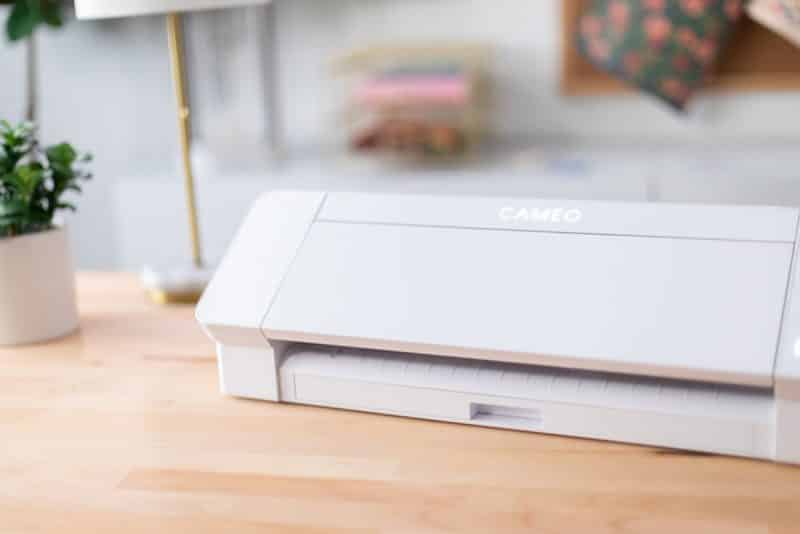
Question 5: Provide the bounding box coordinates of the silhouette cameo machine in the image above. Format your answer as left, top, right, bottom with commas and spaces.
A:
197, 191, 800, 463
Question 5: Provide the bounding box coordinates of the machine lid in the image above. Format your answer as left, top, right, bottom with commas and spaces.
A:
263, 217, 794, 387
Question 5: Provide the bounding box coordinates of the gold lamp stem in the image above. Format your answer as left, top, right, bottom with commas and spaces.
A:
166, 12, 204, 269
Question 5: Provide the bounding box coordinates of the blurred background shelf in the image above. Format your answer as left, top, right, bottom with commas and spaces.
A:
111, 141, 800, 270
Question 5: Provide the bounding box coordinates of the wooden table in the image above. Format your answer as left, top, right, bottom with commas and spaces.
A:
2, 273, 799, 533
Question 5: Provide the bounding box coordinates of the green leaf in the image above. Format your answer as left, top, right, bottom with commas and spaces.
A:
46, 143, 77, 165
0, 120, 92, 235
13, 164, 45, 199
0, 198, 26, 217
40, 1, 62, 27
49, 161, 72, 178
6, 1, 39, 42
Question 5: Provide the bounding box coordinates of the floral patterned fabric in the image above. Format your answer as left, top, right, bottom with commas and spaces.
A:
577, 0, 744, 110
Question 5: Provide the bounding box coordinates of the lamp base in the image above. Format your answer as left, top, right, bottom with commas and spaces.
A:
140, 264, 213, 305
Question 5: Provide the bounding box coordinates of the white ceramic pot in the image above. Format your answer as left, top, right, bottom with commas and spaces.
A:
0, 226, 79, 346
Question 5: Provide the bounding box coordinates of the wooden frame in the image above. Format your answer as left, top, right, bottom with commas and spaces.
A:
561, 0, 800, 95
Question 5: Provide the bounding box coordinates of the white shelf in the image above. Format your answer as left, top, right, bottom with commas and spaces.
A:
111, 142, 800, 269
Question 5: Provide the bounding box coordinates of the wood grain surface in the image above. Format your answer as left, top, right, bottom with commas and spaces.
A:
1, 273, 799, 533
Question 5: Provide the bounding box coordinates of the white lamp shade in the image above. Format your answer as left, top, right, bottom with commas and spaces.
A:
75, 0, 271, 19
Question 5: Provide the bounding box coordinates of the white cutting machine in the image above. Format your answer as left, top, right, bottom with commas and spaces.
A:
196, 191, 800, 463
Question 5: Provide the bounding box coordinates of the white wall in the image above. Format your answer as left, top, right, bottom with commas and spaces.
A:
1, 1, 799, 269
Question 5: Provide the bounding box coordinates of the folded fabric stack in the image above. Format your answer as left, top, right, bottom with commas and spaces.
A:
355, 65, 470, 107
351, 64, 470, 156
336, 45, 488, 161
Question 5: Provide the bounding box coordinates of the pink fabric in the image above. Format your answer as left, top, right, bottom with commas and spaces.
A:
355, 77, 469, 106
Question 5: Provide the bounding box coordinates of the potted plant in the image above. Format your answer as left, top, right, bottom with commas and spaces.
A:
0, 120, 91, 345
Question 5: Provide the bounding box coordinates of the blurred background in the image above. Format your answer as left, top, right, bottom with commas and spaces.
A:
1, 0, 799, 270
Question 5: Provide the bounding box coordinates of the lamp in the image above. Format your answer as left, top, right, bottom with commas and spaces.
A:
74, 0, 271, 303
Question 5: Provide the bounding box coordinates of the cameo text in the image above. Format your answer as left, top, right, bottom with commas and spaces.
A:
498, 207, 583, 224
